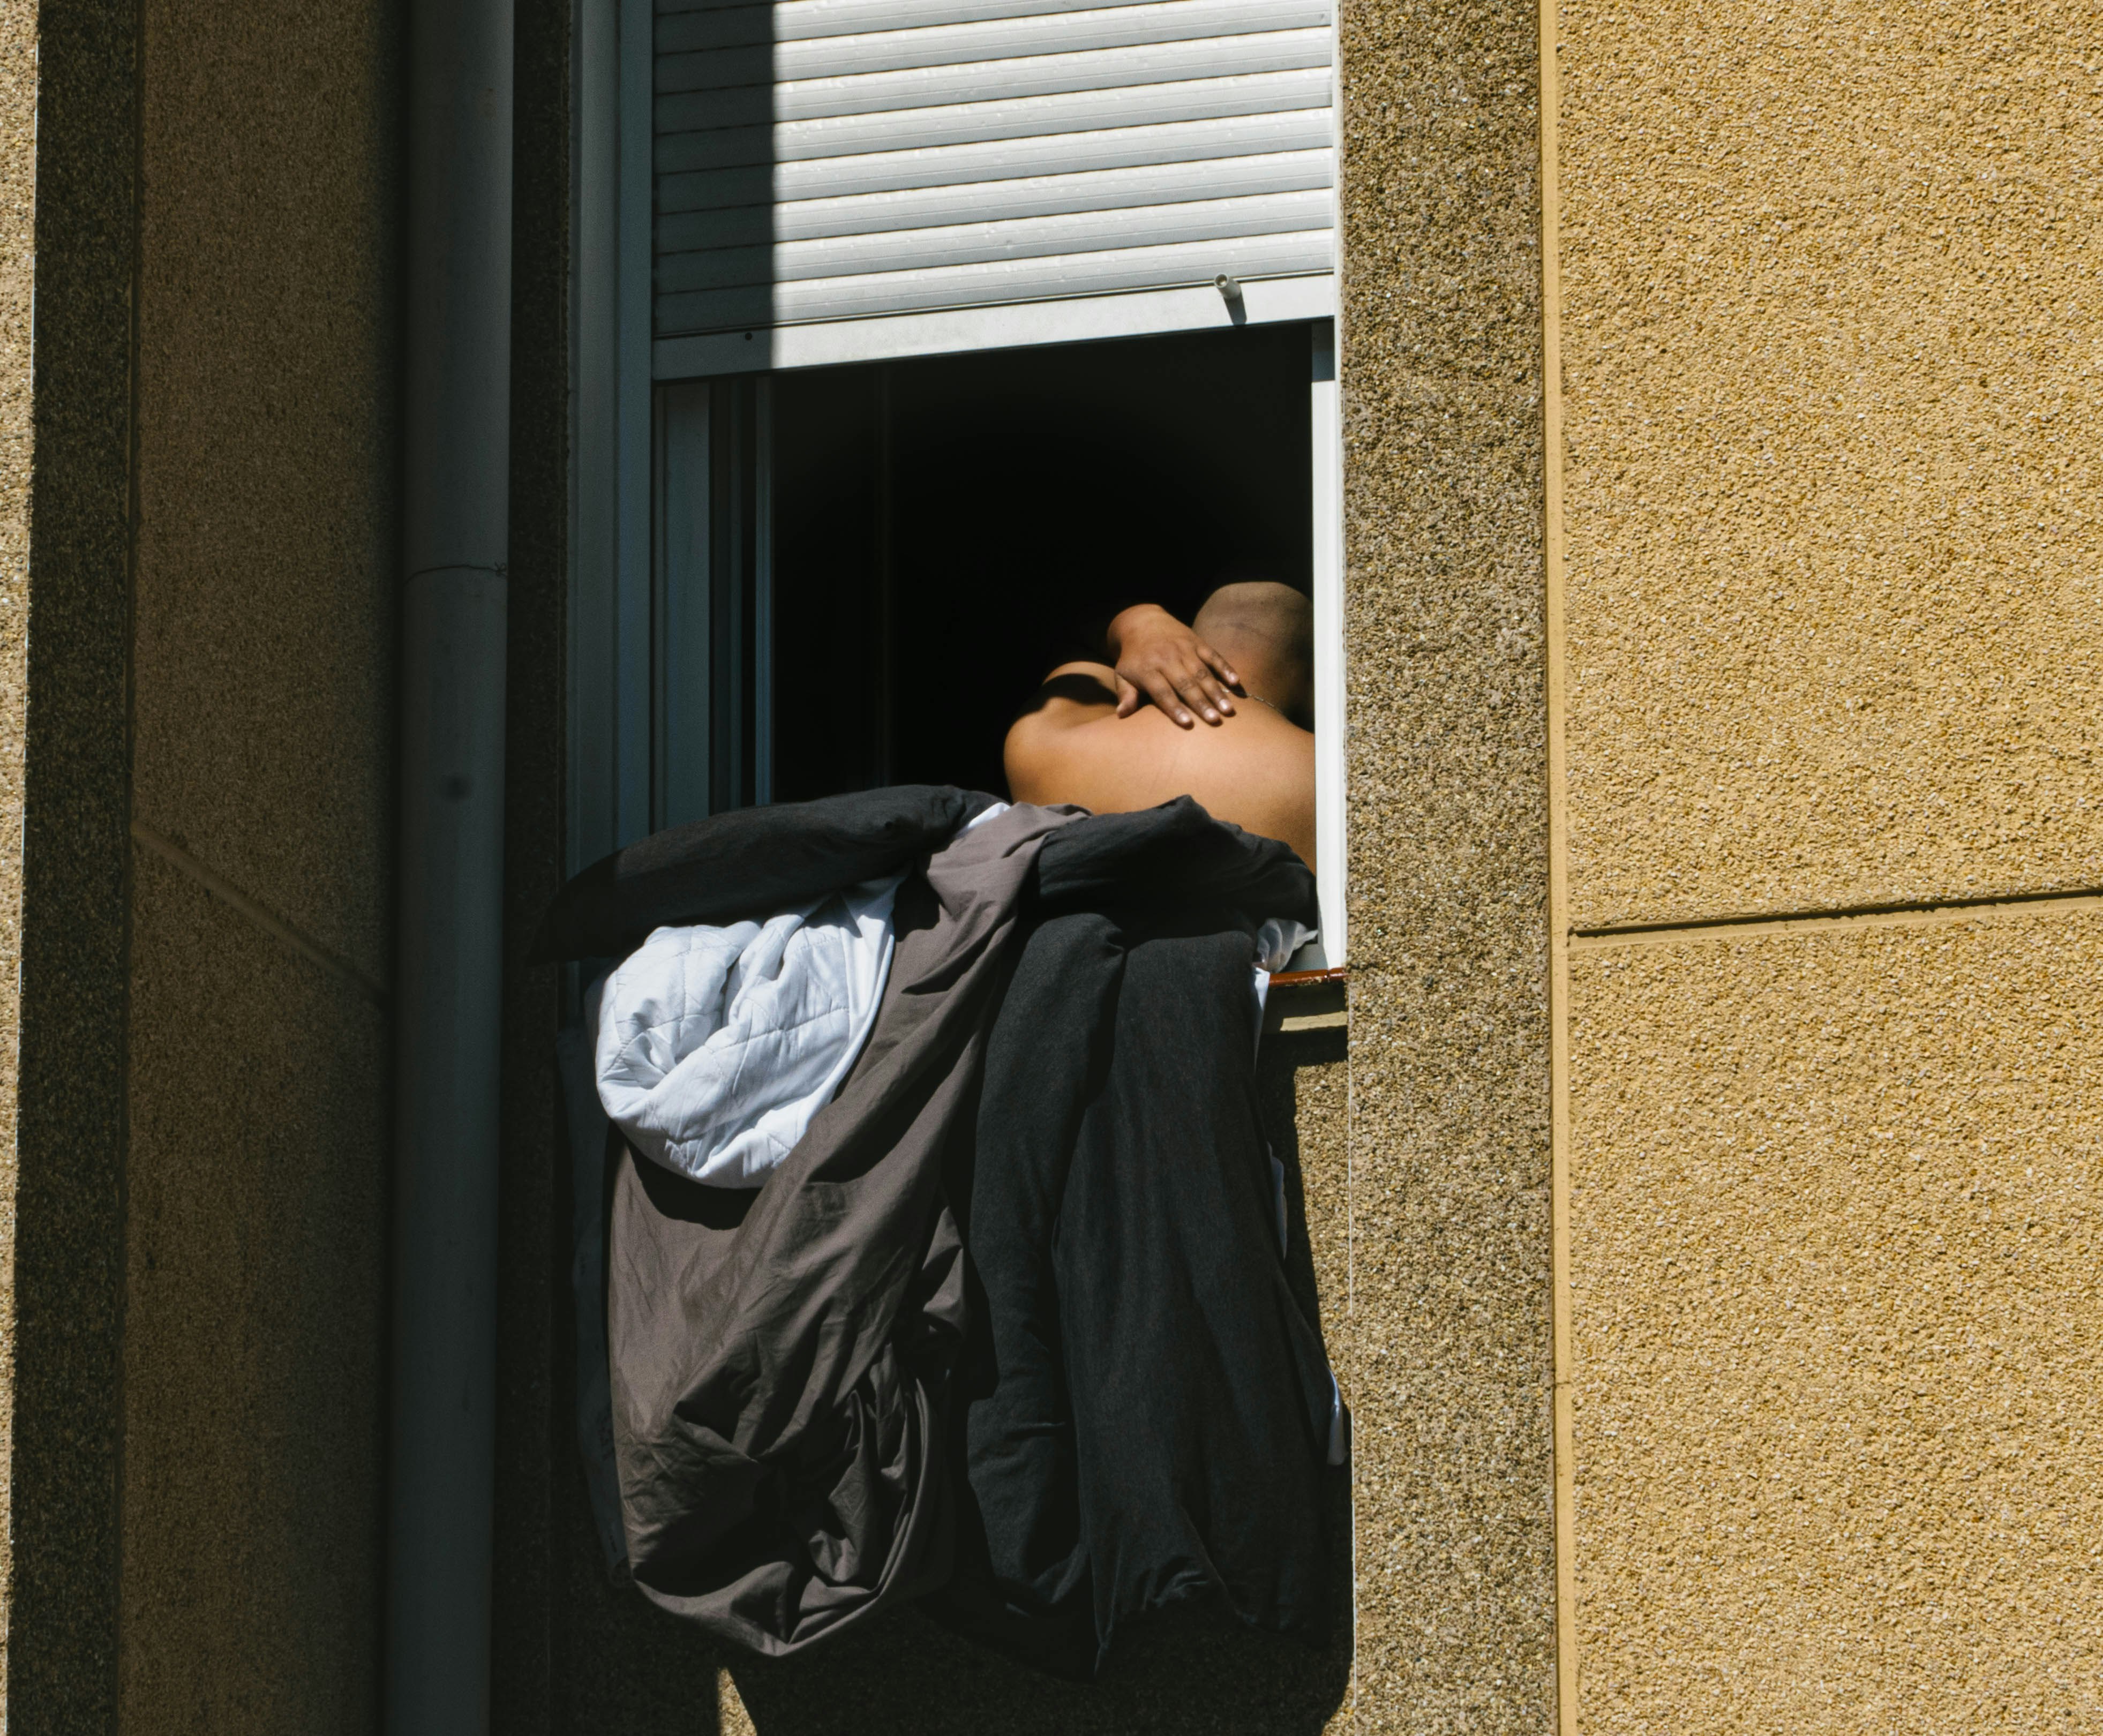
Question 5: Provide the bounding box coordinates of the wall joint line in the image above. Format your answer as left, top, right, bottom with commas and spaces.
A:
1569, 886, 2103, 952
130, 818, 390, 1008
1537, 0, 1575, 1725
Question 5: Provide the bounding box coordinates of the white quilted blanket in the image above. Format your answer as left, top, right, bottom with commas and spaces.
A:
593, 873, 905, 1188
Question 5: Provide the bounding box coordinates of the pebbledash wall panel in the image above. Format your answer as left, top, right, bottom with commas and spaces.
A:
652, 0, 1337, 343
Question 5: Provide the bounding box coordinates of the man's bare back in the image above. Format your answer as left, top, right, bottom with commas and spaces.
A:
1005, 664, 1317, 867
1002, 583, 1318, 868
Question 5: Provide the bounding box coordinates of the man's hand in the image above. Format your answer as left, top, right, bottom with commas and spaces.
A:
1105, 604, 1241, 727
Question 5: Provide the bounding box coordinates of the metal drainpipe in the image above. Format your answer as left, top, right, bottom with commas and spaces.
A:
387, 0, 513, 1727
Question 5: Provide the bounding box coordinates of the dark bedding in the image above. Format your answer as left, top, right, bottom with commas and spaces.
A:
549, 789, 1338, 1668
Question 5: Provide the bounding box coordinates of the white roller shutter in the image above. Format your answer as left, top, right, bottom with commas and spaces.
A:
652, 0, 1336, 363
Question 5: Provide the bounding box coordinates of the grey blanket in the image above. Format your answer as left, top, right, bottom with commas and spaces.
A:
605, 801, 1076, 1651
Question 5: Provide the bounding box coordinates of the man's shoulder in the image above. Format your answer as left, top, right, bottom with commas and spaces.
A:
1016, 663, 1119, 724
1003, 665, 1121, 801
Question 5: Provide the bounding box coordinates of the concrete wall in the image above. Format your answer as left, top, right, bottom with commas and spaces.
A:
1566, 908, 2102, 1729
0, 0, 2087, 1727
0, 0, 33, 1701
12, 0, 149, 1720
118, 0, 401, 1726
0, 0, 1561, 1720
1551, 0, 2103, 1727
0, 0, 401, 1726
1336, 0, 1557, 1725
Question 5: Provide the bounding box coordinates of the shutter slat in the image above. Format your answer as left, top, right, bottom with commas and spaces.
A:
651, 0, 1335, 349
659, 188, 1331, 291
656, 69, 1331, 171
661, 0, 1183, 36
660, 111, 1333, 208
657, 32, 1332, 131
659, 148, 1331, 250
659, 0, 1332, 91
660, 229, 1333, 330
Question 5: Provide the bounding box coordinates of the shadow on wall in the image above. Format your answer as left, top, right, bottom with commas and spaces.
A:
560, 1567, 1349, 1736
554, 1033, 1351, 1733
726, 1595, 1350, 1734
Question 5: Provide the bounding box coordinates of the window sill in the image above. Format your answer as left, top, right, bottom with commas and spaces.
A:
1265, 966, 1348, 1036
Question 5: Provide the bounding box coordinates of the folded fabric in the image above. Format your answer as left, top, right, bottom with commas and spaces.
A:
549, 788, 1340, 1666
1255, 915, 1312, 974
1251, 914, 1315, 1043
532, 784, 995, 961
608, 800, 1079, 1654
935, 814, 1336, 1676
595, 874, 905, 1188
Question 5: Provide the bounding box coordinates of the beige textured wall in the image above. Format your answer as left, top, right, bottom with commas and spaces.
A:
0, 0, 31, 1694
119, 0, 398, 1727
1553, 0, 2103, 1729
1558, 0, 2102, 930
1568, 906, 2102, 1729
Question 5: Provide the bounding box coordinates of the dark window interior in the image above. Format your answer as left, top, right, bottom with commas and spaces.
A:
691, 322, 1315, 808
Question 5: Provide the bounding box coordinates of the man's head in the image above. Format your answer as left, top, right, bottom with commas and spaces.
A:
1193, 581, 1314, 727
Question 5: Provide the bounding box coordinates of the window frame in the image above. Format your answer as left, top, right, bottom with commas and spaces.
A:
571, 0, 1348, 962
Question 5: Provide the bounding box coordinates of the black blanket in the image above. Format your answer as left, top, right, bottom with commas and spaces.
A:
940, 805, 1335, 1673
533, 784, 995, 962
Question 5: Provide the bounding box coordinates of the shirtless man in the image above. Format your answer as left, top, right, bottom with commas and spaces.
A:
1003, 582, 1317, 868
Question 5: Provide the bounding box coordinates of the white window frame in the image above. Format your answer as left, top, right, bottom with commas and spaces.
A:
571, 0, 1347, 963
1308, 319, 1346, 965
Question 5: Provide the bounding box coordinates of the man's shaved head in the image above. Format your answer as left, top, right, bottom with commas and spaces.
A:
1193, 581, 1314, 726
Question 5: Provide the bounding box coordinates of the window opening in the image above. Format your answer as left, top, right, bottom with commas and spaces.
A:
575, 0, 1348, 953
651, 320, 1345, 959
